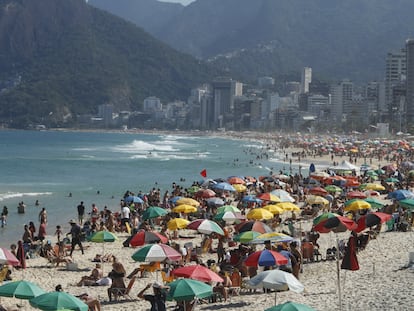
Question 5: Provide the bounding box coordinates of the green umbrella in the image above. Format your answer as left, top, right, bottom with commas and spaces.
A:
385, 177, 399, 183
233, 230, 261, 243
187, 186, 200, 195
363, 198, 385, 209
29, 291, 88, 311
399, 198, 414, 210
87, 230, 118, 243
0, 280, 45, 299
217, 205, 241, 214
142, 206, 168, 220
324, 185, 342, 193
167, 278, 212, 302
265, 301, 317, 311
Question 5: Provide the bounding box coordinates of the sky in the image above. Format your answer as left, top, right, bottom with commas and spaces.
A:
159, 0, 196, 5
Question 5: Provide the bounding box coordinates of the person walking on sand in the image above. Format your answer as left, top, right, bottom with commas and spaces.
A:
67, 220, 84, 256
38, 208, 47, 224
77, 201, 85, 225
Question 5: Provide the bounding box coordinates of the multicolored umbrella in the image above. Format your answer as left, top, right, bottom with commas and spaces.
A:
233, 231, 262, 243
172, 204, 198, 214
312, 213, 357, 233
131, 243, 182, 262
271, 189, 295, 203
187, 219, 224, 235
355, 212, 392, 233
0, 280, 45, 299
29, 291, 88, 311
250, 232, 294, 244
167, 218, 190, 231
87, 230, 118, 243
0, 247, 19, 266
172, 264, 223, 282
265, 301, 317, 311
142, 206, 168, 220
244, 249, 288, 267
129, 230, 168, 247
167, 279, 212, 302
213, 211, 245, 224
246, 208, 274, 220
257, 193, 281, 202
236, 221, 272, 234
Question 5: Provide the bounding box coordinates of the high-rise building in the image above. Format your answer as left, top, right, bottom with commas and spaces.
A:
385, 48, 406, 115
329, 80, 353, 123
300, 67, 312, 94
406, 39, 414, 126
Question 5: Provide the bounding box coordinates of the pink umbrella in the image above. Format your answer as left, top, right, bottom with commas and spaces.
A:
129, 230, 169, 247
0, 248, 20, 266
172, 264, 223, 282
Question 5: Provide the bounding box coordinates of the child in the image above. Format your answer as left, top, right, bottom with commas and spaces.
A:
55, 225, 62, 243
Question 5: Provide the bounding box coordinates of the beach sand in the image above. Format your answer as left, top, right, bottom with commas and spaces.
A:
2, 132, 414, 311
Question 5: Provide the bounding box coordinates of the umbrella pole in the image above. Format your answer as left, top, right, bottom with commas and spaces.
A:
336, 236, 342, 311
274, 290, 277, 305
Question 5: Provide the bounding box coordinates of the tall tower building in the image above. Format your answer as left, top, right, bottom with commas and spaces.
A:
406, 39, 414, 126
329, 80, 353, 123
385, 49, 406, 115
300, 67, 312, 94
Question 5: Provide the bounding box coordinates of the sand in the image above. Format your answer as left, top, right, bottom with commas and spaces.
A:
2, 133, 414, 311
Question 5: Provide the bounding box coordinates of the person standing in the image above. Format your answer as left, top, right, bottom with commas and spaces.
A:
138, 282, 168, 311
67, 220, 84, 256
1, 206, 7, 227
120, 202, 130, 232
290, 241, 302, 279
77, 201, 85, 225
38, 208, 47, 224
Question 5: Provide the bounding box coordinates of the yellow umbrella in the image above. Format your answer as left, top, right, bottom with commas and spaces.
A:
172, 204, 198, 214
167, 218, 190, 230
246, 208, 274, 220
306, 195, 329, 205
233, 184, 247, 193
252, 232, 294, 243
263, 204, 285, 215
276, 202, 301, 212
176, 198, 200, 207
361, 183, 386, 191
344, 200, 371, 212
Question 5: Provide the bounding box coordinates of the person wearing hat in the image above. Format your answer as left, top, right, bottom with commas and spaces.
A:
138, 281, 168, 311
67, 220, 84, 256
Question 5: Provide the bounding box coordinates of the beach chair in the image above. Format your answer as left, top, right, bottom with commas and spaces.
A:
161, 271, 174, 284
111, 277, 136, 301
228, 270, 241, 296
140, 261, 161, 278
0, 265, 9, 283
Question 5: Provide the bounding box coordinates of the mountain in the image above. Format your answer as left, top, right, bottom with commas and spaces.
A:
89, 0, 414, 82
0, 0, 219, 128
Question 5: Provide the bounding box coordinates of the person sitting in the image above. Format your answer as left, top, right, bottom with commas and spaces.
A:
213, 270, 232, 302
45, 242, 73, 267
107, 261, 126, 301
77, 263, 103, 286
78, 293, 102, 311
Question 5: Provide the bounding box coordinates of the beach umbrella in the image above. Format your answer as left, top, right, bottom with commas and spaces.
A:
385, 177, 399, 183
363, 198, 384, 209
167, 279, 212, 302
124, 195, 144, 204
323, 175, 346, 186
245, 249, 288, 267
0, 280, 45, 299
167, 218, 190, 231
212, 182, 236, 192
29, 291, 88, 311
276, 202, 301, 212
195, 189, 216, 199
233, 184, 247, 192
205, 197, 225, 207
217, 205, 241, 213
263, 204, 285, 215
176, 198, 200, 207
0, 247, 19, 266
309, 187, 328, 196
344, 200, 371, 212
142, 206, 168, 220
247, 270, 304, 304
360, 183, 385, 191
355, 212, 392, 233
187, 186, 200, 195
265, 301, 317, 311
233, 231, 262, 243
172, 204, 198, 214
398, 199, 414, 210
364, 190, 380, 197
246, 208, 274, 220
346, 191, 367, 199
169, 196, 183, 204
129, 230, 168, 247
172, 265, 223, 283
187, 219, 224, 235
213, 211, 245, 224
387, 189, 414, 201
257, 193, 281, 203
250, 232, 294, 244
270, 189, 295, 203
306, 195, 329, 206
325, 185, 343, 193
228, 176, 245, 184
242, 195, 263, 204
131, 244, 182, 262
236, 221, 272, 234
313, 213, 357, 233
87, 230, 118, 243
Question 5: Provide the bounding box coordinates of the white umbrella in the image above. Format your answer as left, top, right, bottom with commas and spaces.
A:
247, 270, 304, 304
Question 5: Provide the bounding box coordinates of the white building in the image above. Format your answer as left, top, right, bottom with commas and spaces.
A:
143, 96, 162, 113
300, 67, 312, 94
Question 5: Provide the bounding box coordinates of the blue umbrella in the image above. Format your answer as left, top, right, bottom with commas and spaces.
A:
169, 196, 183, 204
124, 195, 144, 204
242, 195, 262, 204
205, 197, 225, 207
213, 182, 236, 192
387, 189, 414, 201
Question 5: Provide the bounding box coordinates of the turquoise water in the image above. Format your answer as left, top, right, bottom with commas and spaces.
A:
0, 130, 289, 247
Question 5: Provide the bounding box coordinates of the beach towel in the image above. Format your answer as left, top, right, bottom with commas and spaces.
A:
341, 236, 359, 271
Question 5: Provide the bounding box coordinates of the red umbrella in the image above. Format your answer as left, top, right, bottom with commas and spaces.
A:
0, 247, 20, 266
172, 264, 223, 282
347, 191, 367, 199
244, 249, 288, 267
355, 212, 392, 233
235, 221, 272, 234
129, 230, 168, 247
312, 215, 357, 233
228, 176, 245, 185
256, 193, 280, 202
309, 187, 328, 196
194, 189, 216, 199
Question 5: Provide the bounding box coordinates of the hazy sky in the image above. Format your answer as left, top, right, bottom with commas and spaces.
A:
159, 0, 196, 5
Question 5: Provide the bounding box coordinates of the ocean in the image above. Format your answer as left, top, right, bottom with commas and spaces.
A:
0, 130, 293, 248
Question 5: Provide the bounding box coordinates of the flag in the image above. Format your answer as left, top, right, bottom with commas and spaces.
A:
200, 169, 207, 178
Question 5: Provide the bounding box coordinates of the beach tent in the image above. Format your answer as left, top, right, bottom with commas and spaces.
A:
329, 160, 358, 172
